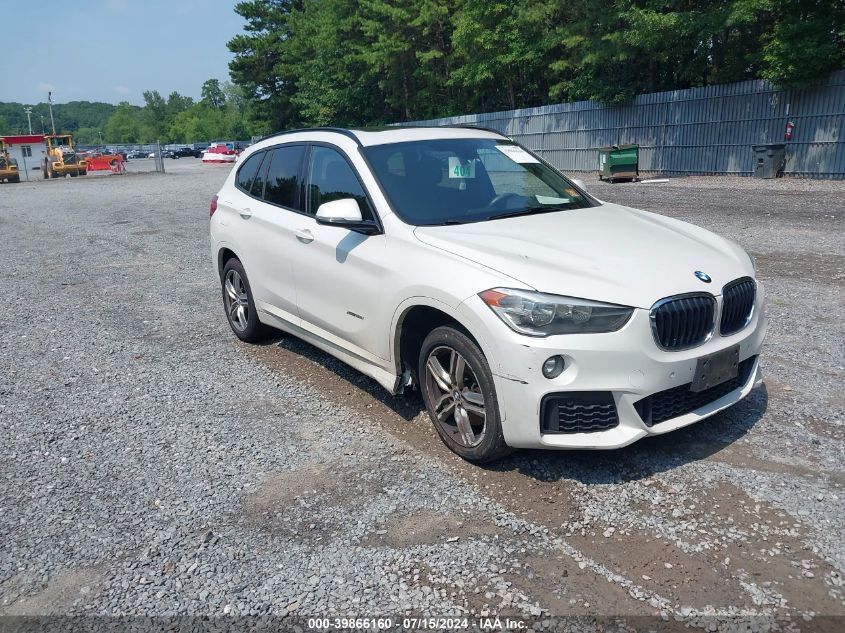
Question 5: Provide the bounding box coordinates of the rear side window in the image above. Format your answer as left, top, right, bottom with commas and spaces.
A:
307, 146, 372, 219
263, 145, 305, 210
235, 151, 265, 194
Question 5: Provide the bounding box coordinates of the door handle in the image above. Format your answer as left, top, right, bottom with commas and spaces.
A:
294, 228, 314, 244
239, 207, 252, 219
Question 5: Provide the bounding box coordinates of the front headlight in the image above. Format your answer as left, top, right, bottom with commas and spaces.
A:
479, 288, 633, 336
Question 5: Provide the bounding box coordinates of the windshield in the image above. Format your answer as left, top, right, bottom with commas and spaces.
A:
362, 138, 594, 226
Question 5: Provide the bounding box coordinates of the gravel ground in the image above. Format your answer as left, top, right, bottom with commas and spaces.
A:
0, 164, 843, 631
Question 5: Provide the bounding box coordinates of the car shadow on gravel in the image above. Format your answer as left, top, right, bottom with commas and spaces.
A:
270, 335, 426, 422
485, 386, 769, 484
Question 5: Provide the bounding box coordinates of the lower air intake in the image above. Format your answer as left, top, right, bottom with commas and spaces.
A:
541, 392, 619, 434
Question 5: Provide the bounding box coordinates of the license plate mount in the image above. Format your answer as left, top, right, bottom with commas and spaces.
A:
690, 345, 740, 393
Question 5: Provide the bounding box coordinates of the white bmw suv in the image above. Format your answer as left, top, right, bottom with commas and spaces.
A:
210, 126, 766, 462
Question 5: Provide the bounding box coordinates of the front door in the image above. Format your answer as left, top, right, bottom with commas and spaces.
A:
291, 144, 391, 364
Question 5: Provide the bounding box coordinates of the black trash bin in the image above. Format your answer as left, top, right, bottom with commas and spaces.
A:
751, 144, 786, 179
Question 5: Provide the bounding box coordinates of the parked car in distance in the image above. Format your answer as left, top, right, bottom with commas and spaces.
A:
209, 127, 766, 462
165, 147, 203, 159
127, 150, 148, 159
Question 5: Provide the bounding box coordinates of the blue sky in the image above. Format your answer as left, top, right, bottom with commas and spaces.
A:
0, 0, 245, 105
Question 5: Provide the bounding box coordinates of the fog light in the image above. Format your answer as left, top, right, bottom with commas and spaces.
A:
542, 355, 565, 379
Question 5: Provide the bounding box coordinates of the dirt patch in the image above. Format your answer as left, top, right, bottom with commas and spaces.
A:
0, 566, 105, 616
751, 251, 845, 284
361, 509, 503, 548
566, 528, 749, 610
701, 440, 836, 480
644, 482, 844, 616
799, 417, 845, 443
504, 553, 656, 616
242, 463, 381, 542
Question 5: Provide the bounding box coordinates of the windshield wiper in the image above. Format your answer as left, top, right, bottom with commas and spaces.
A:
485, 204, 570, 221
431, 219, 467, 226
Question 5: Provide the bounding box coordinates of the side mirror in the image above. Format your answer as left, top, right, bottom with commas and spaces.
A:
315, 198, 380, 235
571, 178, 586, 190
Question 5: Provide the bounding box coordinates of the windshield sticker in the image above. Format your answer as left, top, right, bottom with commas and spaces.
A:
495, 144, 540, 164
535, 195, 572, 205
448, 157, 476, 179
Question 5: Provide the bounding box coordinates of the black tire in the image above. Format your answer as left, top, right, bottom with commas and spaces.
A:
418, 326, 512, 462
220, 258, 272, 343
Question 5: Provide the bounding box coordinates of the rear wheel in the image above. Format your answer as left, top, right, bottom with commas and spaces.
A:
221, 258, 272, 343
419, 326, 512, 462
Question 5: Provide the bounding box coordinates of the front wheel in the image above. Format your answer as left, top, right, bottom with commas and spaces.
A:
220, 258, 272, 343
419, 326, 512, 462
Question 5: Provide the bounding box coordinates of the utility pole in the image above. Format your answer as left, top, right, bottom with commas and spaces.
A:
47, 91, 56, 135
24, 107, 33, 134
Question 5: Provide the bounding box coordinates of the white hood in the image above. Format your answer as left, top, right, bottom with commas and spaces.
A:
413, 203, 753, 309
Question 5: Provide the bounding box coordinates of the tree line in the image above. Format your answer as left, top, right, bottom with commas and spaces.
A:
101, 79, 260, 144
2, 1, 842, 142
0, 101, 116, 142
227, 0, 845, 132
0, 79, 262, 144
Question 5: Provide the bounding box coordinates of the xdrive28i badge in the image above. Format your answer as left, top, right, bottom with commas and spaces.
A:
695, 271, 712, 283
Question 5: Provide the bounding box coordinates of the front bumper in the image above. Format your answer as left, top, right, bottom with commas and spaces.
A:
458, 286, 767, 450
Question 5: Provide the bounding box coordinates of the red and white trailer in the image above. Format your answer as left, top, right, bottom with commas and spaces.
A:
201, 143, 238, 164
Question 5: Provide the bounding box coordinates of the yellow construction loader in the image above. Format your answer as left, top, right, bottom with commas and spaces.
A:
42, 134, 87, 178
0, 139, 21, 183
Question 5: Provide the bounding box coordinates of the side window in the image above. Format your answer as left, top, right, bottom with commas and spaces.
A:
251, 152, 269, 198
307, 146, 372, 219
235, 151, 264, 194
263, 145, 305, 210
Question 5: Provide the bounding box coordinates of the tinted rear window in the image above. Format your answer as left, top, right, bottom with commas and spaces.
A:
235, 151, 264, 194
264, 145, 305, 210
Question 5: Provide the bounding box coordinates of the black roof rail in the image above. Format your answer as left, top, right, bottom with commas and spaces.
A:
257, 127, 362, 145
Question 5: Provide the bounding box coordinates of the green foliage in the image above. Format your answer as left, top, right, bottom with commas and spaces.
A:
105, 102, 142, 143
226, 0, 844, 129
74, 126, 104, 144
761, 0, 845, 87
0, 101, 115, 135
201, 79, 226, 109
3, 1, 842, 142
97, 80, 259, 144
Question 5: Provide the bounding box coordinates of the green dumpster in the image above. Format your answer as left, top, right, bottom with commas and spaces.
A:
598, 144, 639, 182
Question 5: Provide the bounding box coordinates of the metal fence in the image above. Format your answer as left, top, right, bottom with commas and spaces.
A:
405, 70, 845, 179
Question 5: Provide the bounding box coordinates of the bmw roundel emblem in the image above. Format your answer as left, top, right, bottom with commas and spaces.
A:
695, 271, 712, 283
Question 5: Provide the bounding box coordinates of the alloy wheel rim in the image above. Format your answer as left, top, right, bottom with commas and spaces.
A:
424, 345, 486, 448
224, 269, 250, 332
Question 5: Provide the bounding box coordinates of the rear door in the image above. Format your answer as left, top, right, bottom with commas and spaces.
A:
232, 143, 307, 324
